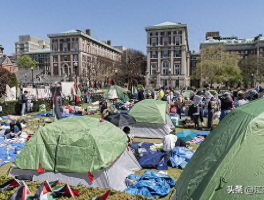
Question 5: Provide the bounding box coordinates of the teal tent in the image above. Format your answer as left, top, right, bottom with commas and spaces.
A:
176, 98, 264, 200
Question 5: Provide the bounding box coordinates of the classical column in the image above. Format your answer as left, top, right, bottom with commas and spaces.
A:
158, 32, 161, 46
58, 55, 61, 76
70, 38, 73, 51
50, 54, 53, 76
147, 50, 150, 73
181, 46, 186, 76
170, 49, 174, 74
158, 48, 161, 72
58, 39, 60, 52
70, 54, 73, 77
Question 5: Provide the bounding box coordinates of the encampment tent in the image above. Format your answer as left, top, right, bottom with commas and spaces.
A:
175, 98, 264, 200
103, 85, 129, 102
10, 116, 141, 191
129, 99, 174, 138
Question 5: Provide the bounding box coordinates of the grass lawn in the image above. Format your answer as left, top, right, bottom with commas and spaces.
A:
0, 108, 217, 200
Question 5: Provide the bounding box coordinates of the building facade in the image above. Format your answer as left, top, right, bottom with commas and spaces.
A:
15, 35, 50, 59
200, 32, 264, 57
47, 29, 122, 83
0, 56, 18, 73
145, 22, 190, 89
25, 49, 51, 74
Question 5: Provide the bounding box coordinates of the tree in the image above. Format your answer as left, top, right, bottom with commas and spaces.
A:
0, 68, 12, 95
10, 73, 19, 88
16, 55, 37, 69
196, 45, 241, 87
117, 49, 146, 84
239, 55, 264, 87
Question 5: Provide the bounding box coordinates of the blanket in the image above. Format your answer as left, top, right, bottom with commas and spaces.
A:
170, 147, 195, 169
0, 134, 27, 167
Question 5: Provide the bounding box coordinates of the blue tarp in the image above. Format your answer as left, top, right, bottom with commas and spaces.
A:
131, 142, 166, 169
32, 112, 83, 118
176, 130, 197, 142
125, 170, 176, 199
170, 147, 195, 169
0, 134, 27, 167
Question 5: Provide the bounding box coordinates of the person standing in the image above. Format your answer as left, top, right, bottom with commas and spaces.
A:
220, 92, 234, 121
158, 85, 166, 100
21, 91, 28, 116
138, 89, 145, 101
176, 96, 185, 119
207, 97, 215, 130
193, 92, 204, 130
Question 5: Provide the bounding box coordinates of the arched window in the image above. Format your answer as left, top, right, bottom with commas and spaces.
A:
162, 61, 169, 75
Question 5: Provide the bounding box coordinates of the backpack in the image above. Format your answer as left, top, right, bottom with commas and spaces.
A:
162, 94, 168, 101
18, 95, 23, 104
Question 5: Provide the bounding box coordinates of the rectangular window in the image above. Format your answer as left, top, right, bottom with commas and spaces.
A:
151, 64, 157, 75
176, 37, 180, 45
53, 56, 58, 62
163, 50, 168, 58
245, 50, 248, 54
164, 38, 168, 46
54, 44, 58, 52
241, 51, 244, 54
251, 50, 253, 54
63, 43, 67, 51
260, 48, 263, 52
152, 51, 157, 58
174, 64, 180, 75
152, 38, 157, 46
175, 50, 181, 57
74, 54, 78, 61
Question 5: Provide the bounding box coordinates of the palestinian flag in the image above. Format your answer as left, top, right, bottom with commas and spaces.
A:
35, 181, 54, 200
77, 87, 82, 99
0, 179, 20, 191
90, 190, 111, 200
9, 182, 32, 200
53, 184, 79, 198
49, 180, 59, 188
71, 87, 75, 101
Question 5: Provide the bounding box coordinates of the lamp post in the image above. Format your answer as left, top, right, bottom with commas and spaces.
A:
31, 66, 34, 87
178, 75, 180, 89
169, 69, 171, 87
74, 62, 78, 83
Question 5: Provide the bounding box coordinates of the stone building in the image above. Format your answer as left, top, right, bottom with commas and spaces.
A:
15, 35, 50, 59
47, 29, 122, 83
145, 22, 190, 89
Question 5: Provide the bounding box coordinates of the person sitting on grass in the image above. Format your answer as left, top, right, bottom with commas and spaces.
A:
123, 126, 134, 146
4, 116, 22, 139
163, 131, 186, 165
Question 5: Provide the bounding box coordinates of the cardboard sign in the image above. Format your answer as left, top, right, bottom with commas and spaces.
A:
23, 88, 37, 98
61, 82, 74, 96
5, 85, 16, 101
37, 88, 51, 99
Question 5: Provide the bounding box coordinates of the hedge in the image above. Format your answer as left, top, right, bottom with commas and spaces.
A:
0, 93, 105, 116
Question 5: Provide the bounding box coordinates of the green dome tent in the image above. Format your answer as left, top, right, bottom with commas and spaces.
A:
11, 116, 141, 191
175, 98, 264, 200
129, 99, 169, 124
103, 85, 129, 102
128, 99, 174, 138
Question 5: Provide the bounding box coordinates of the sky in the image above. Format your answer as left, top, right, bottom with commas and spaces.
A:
1, 0, 264, 56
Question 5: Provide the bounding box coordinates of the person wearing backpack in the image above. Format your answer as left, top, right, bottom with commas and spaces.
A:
20, 91, 28, 116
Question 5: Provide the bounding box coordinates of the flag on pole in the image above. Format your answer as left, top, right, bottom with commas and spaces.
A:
71, 87, 75, 101
90, 190, 111, 200
0, 179, 20, 191
35, 181, 55, 200
77, 87, 82, 99
9, 181, 32, 200
53, 184, 79, 198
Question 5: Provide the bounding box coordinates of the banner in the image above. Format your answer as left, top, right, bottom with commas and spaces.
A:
5, 85, 16, 101
61, 82, 74, 96
37, 88, 51, 99
23, 88, 37, 98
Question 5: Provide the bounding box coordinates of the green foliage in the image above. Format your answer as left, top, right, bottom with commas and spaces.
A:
9, 73, 18, 89
137, 84, 144, 89
196, 45, 241, 86
16, 55, 37, 69
0, 67, 12, 95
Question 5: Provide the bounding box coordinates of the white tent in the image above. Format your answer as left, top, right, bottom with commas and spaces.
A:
10, 148, 141, 192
